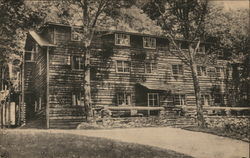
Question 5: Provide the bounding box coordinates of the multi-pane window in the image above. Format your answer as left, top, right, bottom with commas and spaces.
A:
72, 56, 84, 70
173, 94, 186, 106
197, 66, 207, 76
71, 28, 81, 41
143, 37, 156, 49
172, 64, 184, 76
116, 60, 130, 73
148, 93, 159, 107
216, 67, 224, 78
72, 92, 82, 106
117, 92, 131, 105
145, 62, 157, 73
115, 33, 130, 46
201, 95, 210, 106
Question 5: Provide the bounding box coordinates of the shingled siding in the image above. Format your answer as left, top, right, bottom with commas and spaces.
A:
90, 34, 229, 108
47, 26, 86, 128
31, 24, 230, 128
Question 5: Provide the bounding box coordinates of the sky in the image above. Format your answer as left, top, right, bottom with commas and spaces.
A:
212, 0, 249, 10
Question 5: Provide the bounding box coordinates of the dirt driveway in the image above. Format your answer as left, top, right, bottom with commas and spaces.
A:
7, 127, 249, 158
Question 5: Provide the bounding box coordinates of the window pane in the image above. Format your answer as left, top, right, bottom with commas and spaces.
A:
145, 63, 151, 73
124, 61, 130, 72
172, 65, 178, 74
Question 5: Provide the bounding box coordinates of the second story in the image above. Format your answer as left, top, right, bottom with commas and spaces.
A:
24, 22, 232, 88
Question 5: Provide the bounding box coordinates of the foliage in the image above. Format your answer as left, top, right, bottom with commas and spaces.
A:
206, 6, 249, 59
0, 0, 43, 57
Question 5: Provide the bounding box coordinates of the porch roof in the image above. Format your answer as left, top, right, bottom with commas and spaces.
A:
138, 83, 173, 91
29, 31, 56, 47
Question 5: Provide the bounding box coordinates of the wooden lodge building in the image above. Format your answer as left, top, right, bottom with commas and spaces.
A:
23, 23, 230, 128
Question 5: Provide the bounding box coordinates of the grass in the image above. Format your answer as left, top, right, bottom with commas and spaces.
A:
0, 130, 193, 158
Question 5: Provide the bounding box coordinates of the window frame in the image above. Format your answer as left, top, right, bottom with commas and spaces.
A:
145, 61, 157, 74
197, 65, 207, 77
71, 28, 81, 41
215, 67, 224, 78
172, 64, 184, 76
116, 60, 130, 73
147, 93, 159, 107
173, 94, 186, 106
72, 92, 82, 106
201, 94, 210, 106
115, 33, 130, 46
143, 37, 156, 49
71, 56, 84, 70
117, 92, 131, 106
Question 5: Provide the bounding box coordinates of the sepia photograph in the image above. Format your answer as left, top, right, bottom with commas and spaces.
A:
0, 0, 249, 157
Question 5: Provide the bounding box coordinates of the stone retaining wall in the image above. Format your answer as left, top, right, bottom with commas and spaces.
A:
204, 116, 249, 139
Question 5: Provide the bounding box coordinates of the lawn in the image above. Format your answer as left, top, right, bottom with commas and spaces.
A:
0, 130, 193, 158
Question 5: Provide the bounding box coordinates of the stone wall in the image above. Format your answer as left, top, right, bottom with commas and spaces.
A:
204, 116, 249, 140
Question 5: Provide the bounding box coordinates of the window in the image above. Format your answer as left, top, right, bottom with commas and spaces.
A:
143, 37, 156, 49
201, 95, 210, 106
173, 94, 186, 106
117, 92, 131, 105
72, 56, 84, 70
172, 64, 184, 76
216, 67, 224, 78
145, 62, 157, 73
115, 33, 130, 46
148, 93, 159, 106
197, 66, 207, 76
25, 51, 34, 61
71, 28, 81, 41
116, 60, 130, 73
72, 92, 82, 106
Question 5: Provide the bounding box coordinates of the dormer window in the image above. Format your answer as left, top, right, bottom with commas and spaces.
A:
143, 37, 156, 49
71, 28, 81, 41
115, 34, 130, 46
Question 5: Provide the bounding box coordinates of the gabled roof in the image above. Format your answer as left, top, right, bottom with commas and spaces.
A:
29, 31, 56, 47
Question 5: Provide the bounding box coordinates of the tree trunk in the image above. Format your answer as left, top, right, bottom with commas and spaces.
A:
190, 60, 206, 128
83, 48, 92, 122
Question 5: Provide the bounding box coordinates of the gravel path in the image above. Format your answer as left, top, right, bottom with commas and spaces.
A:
6, 127, 249, 158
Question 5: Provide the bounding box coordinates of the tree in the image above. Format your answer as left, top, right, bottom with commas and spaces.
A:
0, 0, 43, 127
143, 0, 211, 127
